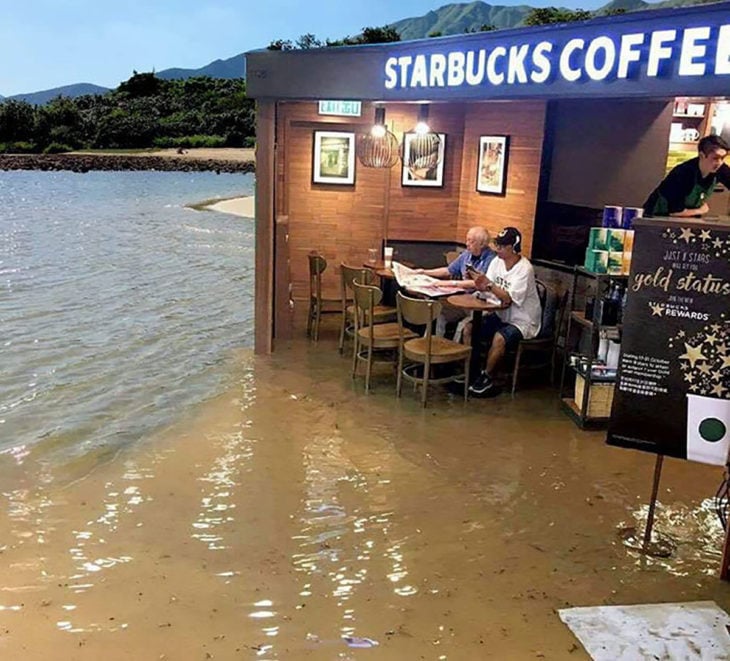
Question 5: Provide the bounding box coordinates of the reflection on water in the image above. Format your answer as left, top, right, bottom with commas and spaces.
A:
0, 343, 728, 658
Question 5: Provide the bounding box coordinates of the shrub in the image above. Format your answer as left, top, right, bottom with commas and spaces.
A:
242, 136, 255, 148
0, 141, 39, 153
152, 134, 226, 149
43, 142, 73, 154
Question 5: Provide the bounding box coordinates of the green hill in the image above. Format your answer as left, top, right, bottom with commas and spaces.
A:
390, 0, 711, 38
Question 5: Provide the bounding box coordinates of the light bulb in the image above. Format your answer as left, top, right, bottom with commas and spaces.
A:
414, 121, 430, 135
371, 124, 386, 138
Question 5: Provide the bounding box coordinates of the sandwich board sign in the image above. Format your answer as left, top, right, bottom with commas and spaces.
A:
607, 218, 730, 465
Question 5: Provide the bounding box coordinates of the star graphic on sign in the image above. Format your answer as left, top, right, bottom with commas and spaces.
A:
684, 372, 695, 383
680, 342, 707, 368
699, 229, 712, 242
711, 324, 721, 333
678, 330, 686, 338
649, 302, 664, 316
706, 334, 718, 345
713, 237, 723, 249
712, 383, 726, 397
689, 382, 699, 392
721, 354, 730, 370
679, 227, 694, 243
698, 363, 712, 375
717, 343, 728, 354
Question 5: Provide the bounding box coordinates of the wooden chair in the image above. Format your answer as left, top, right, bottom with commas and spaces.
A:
444, 250, 461, 265
339, 264, 396, 353
396, 292, 472, 407
351, 282, 416, 393
307, 253, 340, 341
510, 280, 569, 396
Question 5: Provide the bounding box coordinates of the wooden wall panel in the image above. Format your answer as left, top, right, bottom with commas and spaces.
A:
273, 100, 546, 331
457, 101, 547, 257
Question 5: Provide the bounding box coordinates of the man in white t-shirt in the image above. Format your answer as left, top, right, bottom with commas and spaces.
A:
467, 227, 542, 398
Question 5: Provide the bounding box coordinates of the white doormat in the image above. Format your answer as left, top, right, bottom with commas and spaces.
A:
559, 601, 730, 660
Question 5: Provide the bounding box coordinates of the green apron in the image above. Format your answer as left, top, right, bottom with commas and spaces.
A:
651, 177, 715, 216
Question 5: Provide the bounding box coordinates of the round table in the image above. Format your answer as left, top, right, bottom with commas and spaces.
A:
446, 295, 508, 380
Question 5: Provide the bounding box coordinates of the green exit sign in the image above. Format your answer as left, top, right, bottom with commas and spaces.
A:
318, 100, 362, 117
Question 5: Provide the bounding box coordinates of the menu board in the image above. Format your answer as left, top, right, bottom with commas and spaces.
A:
607, 218, 730, 465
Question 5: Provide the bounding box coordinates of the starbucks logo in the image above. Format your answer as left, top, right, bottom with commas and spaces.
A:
699, 417, 727, 443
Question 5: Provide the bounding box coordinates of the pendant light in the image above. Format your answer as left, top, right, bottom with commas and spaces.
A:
357, 106, 400, 168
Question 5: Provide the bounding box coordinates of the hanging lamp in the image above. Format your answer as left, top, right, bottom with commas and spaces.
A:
357, 106, 400, 168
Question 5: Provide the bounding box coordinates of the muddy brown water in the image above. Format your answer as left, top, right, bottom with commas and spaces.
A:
0, 336, 728, 659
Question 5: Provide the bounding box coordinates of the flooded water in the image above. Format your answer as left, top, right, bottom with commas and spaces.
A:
0, 170, 254, 471
0, 332, 728, 659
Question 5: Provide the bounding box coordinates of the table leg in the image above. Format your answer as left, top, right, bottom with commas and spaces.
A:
469, 310, 483, 383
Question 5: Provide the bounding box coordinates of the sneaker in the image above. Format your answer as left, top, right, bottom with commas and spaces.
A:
469, 371, 499, 397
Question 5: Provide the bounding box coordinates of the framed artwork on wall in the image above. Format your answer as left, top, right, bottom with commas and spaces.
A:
312, 131, 356, 185
401, 132, 446, 187
476, 135, 509, 195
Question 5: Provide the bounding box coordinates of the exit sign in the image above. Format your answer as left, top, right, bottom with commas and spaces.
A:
318, 100, 362, 117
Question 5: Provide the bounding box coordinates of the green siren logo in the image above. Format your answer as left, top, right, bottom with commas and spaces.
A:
686, 395, 730, 465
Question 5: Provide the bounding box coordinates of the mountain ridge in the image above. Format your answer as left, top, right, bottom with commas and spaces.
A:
2, 0, 709, 103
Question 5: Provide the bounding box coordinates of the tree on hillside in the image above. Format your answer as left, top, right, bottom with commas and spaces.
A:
465, 24, 498, 33
0, 100, 35, 143
267, 39, 295, 51
297, 33, 323, 49
523, 7, 592, 26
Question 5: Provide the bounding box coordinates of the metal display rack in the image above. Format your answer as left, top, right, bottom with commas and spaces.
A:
559, 267, 628, 429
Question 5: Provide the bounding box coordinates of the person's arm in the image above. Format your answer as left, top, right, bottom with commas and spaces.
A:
419, 266, 450, 278
669, 203, 709, 218
474, 261, 512, 305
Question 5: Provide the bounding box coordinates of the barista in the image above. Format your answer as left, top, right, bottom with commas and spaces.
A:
643, 135, 730, 218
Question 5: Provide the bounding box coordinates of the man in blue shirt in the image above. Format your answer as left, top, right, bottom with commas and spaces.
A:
416, 226, 496, 336
417, 226, 495, 286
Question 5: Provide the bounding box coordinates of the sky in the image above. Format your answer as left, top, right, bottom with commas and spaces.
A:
0, 0, 613, 96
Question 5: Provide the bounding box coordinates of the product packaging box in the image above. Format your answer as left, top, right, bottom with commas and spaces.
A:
608, 251, 624, 275
609, 229, 625, 252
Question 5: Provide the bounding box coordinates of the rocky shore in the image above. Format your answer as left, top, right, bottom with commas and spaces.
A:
0, 152, 256, 174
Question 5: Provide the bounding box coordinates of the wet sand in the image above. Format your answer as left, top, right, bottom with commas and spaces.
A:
0, 332, 728, 659
202, 196, 255, 218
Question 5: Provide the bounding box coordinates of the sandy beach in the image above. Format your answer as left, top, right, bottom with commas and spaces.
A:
0, 333, 728, 659
203, 195, 255, 218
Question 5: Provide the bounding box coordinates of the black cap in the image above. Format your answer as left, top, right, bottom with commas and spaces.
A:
494, 227, 522, 252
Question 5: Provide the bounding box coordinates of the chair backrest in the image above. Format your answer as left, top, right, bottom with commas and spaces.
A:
535, 279, 566, 340
444, 250, 461, 265
396, 292, 442, 351
352, 281, 383, 338
308, 253, 327, 300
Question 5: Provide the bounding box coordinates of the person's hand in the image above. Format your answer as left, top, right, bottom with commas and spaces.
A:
697, 202, 710, 215
474, 274, 491, 291
415, 268, 426, 275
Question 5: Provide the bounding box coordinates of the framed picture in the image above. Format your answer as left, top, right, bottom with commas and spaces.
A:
401, 132, 446, 187
312, 131, 355, 185
476, 135, 509, 195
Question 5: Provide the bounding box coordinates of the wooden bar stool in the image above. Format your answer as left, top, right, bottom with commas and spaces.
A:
307, 253, 340, 341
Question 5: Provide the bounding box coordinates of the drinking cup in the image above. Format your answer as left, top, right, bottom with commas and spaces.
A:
383, 246, 394, 268
368, 248, 377, 264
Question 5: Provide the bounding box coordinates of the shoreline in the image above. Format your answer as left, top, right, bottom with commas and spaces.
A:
189, 195, 255, 218
0, 149, 256, 174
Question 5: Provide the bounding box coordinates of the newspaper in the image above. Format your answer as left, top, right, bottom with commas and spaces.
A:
390, 262, 468, 298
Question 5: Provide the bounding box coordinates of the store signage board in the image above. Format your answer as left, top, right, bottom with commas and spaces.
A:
246, 3, 730, 101
607, 218, 730, 465
318, 100, 361, 117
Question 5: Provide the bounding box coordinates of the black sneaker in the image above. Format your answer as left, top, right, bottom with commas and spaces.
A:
469, 371, 499, 397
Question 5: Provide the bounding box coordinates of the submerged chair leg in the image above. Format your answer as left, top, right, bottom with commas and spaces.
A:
306, 298, 314, 338
365, 344, 374, 393
463, 357, 470, 402
351, 335, 359, 379
421, 359, 430, 407
314, 301, 323, 342
511, 345, 523, 397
